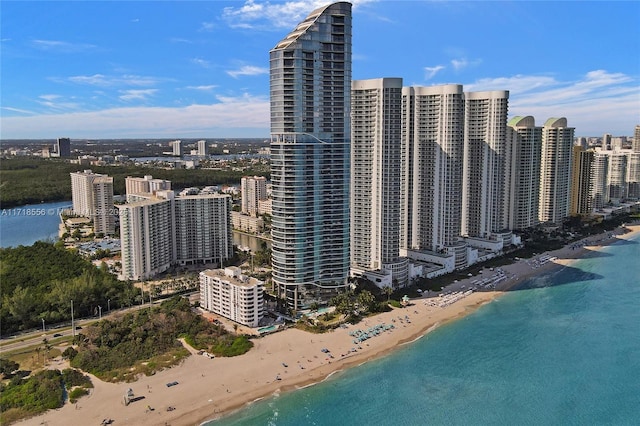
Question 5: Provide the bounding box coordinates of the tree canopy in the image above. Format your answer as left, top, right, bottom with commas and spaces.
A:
0, 241, 137, 335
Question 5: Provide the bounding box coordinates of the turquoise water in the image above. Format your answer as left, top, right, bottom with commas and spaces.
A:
0, 201, 70, 247
209, 234, 640, 425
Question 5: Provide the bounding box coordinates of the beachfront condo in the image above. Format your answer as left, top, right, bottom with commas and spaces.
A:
269, 2, 352, 309
538, 118, 575, 225
350, 77, 408, 288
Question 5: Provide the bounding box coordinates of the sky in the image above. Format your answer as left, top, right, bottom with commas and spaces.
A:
1, 0, 639, 139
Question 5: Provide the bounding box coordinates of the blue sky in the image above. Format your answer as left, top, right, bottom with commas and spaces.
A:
1, 0, 639, 139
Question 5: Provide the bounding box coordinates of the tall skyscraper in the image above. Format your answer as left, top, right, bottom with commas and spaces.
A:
350, 78, 407, 287
241, 176, 267, 217
607, 152, 628, 201
570, 146, 594, 216
506, 116, 542, 230
269, 2, 351, 309
538, 118, 575, 224
633, 125, 640, 153
70, 170, 115, 235
56, 137, 71, 157
627, 152, 640, 199
462, 90, 510, 238
591, 151, 610, 209
400, 84, 466, 267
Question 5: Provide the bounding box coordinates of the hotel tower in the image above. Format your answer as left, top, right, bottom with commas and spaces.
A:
269, 2, 352, 309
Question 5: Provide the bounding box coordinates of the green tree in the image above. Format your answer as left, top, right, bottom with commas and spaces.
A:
356, 290, 376, 314
382, 286, 393, 302
0, 358, 19, 377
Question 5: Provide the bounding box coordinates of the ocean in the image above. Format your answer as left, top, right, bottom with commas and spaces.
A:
209, 233, 640, 425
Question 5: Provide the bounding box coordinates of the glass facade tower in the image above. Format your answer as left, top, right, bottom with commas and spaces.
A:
269, 2, 352, 309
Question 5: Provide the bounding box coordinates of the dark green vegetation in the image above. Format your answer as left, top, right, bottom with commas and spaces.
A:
0, 241, 138, 335
67, 297, 253, 382
0, 157, 269, 208
0, 367, 92, 425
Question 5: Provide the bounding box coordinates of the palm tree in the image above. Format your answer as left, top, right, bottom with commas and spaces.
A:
382, 286, 393, 302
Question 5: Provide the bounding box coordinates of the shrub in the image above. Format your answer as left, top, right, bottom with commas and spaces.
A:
68, 387, 89, 403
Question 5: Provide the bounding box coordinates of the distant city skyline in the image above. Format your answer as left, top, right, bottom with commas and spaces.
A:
1, 0, 639, 139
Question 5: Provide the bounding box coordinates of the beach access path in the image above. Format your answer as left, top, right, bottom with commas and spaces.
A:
18, 224, 640, 426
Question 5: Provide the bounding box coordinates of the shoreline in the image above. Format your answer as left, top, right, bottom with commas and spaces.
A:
18, 223, 640, 426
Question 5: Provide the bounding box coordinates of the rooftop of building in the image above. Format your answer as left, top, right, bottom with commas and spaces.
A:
201, 267, 264, 288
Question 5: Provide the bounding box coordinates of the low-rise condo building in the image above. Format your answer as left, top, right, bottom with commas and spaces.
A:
200, 267, 264, 328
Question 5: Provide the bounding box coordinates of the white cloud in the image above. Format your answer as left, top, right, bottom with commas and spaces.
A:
226, 65, 269, 78
39, 94, 62, 101
221, 0, 378, 30
470, 70, 640, 136
31, 39, 96, 52
119, 89, 158, 101
424, 65, 445, 80
451, 57, 481, 71
200, 22, 216, 32
191, 58, 213, 68
0, 95, 270, 139
186, 85, 218, 91
465, 75, 559, 94
64, 74, 165, 87
1, 106, 35, 115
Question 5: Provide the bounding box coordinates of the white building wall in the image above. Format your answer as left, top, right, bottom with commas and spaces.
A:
538, 118, 575, 224
200, 268, 264, 328
462, 90, 510, 238
351, 78, 406, 285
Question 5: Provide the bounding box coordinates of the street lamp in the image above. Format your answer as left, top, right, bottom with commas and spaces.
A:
107, 299, 111, 312
98, 305, 102, 320
42, 318, 45, 333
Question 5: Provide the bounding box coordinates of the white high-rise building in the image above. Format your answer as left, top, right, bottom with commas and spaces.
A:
462, 90, 510, 238
197, 140, 207, 156
350, 78, 407, 287
607, 152, 628, 202
506, 116, 542, 230
270, 2, 351, 309
200, 267, 264, 328
591, 151, 610, 209
400, 84, 467, 268
633, 125, 640, 153
538, 118, 575, 224
241, 176, 267, 217
174, 194, 233, 265
170, 140, 182, 156
118, 189, 233, 281
70, 169, 115, 235
118, 193, 175, 281
627, 152, 640, 199
125, 175, 171, 201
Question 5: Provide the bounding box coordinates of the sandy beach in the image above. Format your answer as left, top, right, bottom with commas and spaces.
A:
19, 223, 640, 426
